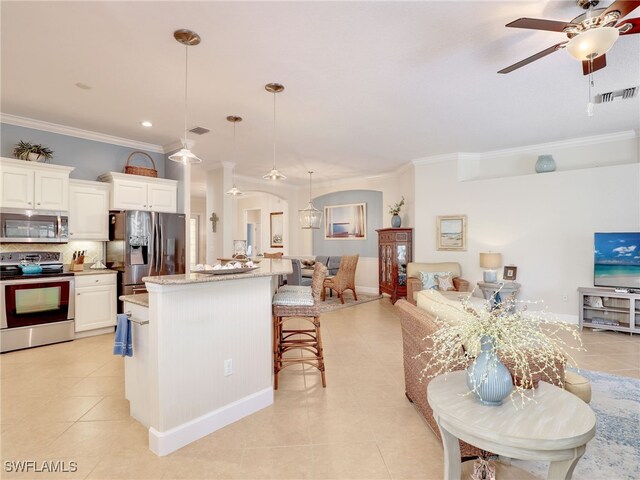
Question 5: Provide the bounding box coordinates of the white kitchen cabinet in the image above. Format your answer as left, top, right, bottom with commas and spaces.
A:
98, 172, 178, 213
74, 273, 117, 332
69, 180, 110, 240
0, 158, 73, 210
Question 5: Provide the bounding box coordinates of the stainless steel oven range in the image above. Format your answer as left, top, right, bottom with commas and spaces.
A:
0, 251, 75, 353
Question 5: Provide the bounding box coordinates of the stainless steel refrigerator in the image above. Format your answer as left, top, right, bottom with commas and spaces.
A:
106, 211, 186, 312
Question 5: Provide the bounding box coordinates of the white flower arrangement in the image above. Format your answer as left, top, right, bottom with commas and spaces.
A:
415, 292, 584, 406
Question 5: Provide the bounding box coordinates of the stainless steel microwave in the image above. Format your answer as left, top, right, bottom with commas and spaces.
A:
0, 208, 68, 243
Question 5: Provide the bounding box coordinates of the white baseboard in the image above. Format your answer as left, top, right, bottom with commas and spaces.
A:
148, 387, 273, 456
357, 286, 380, 295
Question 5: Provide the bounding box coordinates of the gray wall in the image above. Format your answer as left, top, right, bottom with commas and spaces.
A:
1, 123, 165, 180
312, 189, 382, 257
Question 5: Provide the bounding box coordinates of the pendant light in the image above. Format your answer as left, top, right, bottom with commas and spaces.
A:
168, 29, 202, 164
263, 83, 286, 180
299, 171, 322, 229
226, 116, 244, 196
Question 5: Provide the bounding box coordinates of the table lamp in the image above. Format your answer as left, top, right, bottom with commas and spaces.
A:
480, 252, 501, 283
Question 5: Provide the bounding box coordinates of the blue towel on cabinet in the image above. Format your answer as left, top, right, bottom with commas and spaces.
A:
113, 313, 133, 357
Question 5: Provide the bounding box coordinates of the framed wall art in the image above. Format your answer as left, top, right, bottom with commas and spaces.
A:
324, 203, 367, 240
436, 215, 467, 251
270, 212, 284, 248
504, 265, 518, 281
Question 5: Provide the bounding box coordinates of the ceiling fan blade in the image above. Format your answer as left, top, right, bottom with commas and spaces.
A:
505, 17, 576, 32
618, 17, 640, 34
582, 54, 607, 75
600, 0, 640, 21
498, 43, 566, 74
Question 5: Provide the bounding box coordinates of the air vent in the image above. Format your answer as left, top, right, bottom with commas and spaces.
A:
595, 87, 638, 104
189, 126, 210, 135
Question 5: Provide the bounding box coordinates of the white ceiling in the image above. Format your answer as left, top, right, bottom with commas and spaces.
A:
2, 1, 639, 185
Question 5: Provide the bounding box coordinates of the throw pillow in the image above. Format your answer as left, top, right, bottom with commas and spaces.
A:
437, 274, 455, 291
419, 271, 440, 290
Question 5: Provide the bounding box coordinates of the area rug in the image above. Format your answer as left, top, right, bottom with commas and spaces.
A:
514, 369, 640, 480
317, 292, 382, 314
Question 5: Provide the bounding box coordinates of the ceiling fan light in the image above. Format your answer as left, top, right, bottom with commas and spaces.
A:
262, 168, 287, 181
168, 147, 202, 164
566, 27, 619, 61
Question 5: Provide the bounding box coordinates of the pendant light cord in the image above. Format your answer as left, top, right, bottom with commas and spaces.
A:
272, 92, 277, 170
183, 45, 189, 144
233, 121, 237, 184
309, 171, 313, 202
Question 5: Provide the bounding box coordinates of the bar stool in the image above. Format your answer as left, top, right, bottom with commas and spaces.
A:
272, 263, 327, 390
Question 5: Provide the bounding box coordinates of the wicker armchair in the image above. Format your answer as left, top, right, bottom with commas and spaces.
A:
321, 254, 359, 304
395, 299, 566, 459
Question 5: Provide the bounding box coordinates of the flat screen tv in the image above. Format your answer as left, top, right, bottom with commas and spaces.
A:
594, 232, 640, 290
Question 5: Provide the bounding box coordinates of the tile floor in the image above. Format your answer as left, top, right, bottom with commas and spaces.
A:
1, 299, 638, 479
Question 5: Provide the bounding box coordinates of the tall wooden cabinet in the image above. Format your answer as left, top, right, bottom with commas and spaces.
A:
377, 228, 413, 304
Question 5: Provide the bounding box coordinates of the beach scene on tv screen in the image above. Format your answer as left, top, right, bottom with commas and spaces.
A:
594, 232, 640, 289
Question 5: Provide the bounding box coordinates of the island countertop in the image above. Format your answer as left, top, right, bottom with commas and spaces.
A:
119, 293, 149, 307
142, 258, 291, 285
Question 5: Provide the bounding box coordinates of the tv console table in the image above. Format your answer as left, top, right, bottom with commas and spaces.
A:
578, 287, 640, 334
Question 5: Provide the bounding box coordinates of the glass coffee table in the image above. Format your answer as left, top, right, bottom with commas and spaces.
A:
427, 371, 596, 480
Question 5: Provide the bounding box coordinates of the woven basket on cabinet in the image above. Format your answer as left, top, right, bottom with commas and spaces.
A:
124, 151, 158, 178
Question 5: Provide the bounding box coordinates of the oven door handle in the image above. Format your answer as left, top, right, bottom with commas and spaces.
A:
0, 276, 73, 286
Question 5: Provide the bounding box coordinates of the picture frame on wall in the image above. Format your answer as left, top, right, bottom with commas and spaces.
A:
436, 215, 467, 251
324, 203, 367, 240
504, 265, 518, 281
270, 212, 284, 248
233, 240, 247, 256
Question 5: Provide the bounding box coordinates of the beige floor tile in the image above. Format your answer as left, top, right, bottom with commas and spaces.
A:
377, 435, 444, 480
239, 410, 312, 448
164, 447, 244, 479
1, 376, 82, 398
364, 406, 434, 443
312, 442, 391, 479
87, 451, 170, 479
187, 419, 248, 451
67, 376, 125, 397
79, 396, 132, 422
308, 409, 374, 444
23, 396, 103, 424
0, 422, 73, 457
0, 396, 49, 425
44, 420, 148, 457
239, 445, 314, 479
88, 358, 124, 377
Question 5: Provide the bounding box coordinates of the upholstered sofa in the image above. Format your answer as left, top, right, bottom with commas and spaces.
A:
395, 297, 569, 459
301, 256, 342, 279
406, 262, 470, 305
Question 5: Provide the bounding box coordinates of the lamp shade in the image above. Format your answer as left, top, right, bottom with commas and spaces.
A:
566, 27, 619, 61
480, 252, 502, 269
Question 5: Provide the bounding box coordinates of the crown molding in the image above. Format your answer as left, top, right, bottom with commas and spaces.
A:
0, 113, 165, 153
412, 130, 638, 166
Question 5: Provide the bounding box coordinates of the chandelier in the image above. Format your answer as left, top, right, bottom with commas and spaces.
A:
299, 171, 322, 229
263, 83, 286, 180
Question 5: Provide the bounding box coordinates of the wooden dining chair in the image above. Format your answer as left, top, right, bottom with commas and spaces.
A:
322, 254, 359, 304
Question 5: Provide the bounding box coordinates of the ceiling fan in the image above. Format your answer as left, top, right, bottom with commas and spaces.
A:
498, 0, 640, 75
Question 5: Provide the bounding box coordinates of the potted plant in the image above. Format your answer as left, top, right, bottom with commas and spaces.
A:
13, 141, 54, 162
388, 196, 405, 228
418, 292, 583, 407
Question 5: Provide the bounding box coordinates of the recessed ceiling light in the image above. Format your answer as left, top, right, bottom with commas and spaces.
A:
141, 121, 153, 128
75, 82, 91, 90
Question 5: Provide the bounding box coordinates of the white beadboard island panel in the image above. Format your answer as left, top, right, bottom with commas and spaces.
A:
124, 259, 290, 456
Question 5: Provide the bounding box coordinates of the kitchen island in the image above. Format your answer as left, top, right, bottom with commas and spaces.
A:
120, 259, 291, 456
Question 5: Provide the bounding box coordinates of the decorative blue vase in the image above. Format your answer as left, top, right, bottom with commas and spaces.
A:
535, 154, 556, 173
391, 215, 401, 228
466, 336, 513, 406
